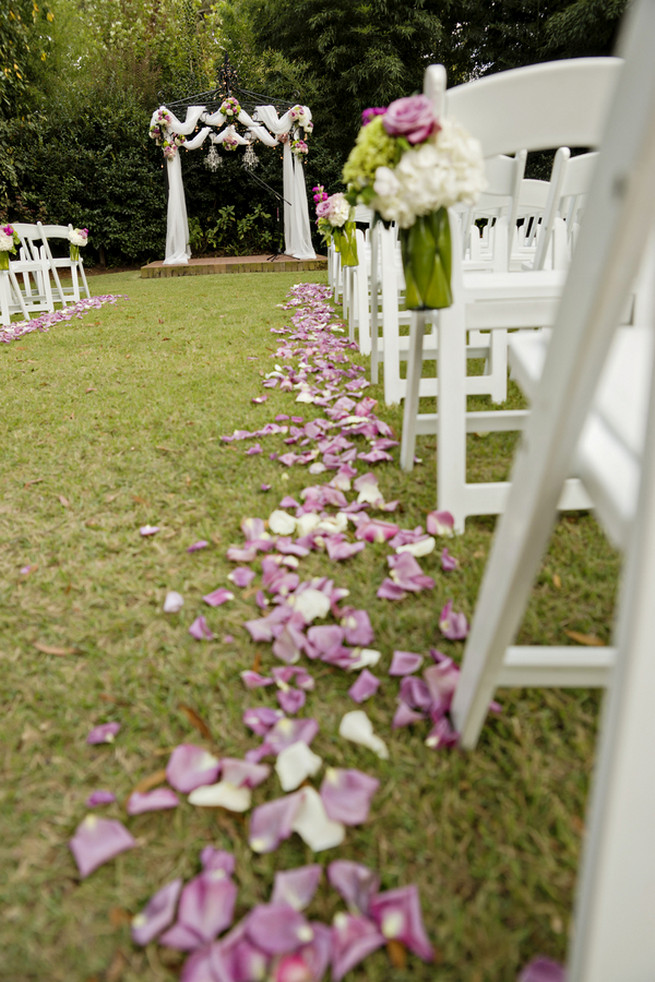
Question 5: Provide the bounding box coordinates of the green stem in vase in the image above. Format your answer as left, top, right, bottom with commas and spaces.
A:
400, 207, 452, 310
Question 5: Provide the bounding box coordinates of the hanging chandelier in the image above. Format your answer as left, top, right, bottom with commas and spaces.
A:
205, 144, 222, 171
242, 139, 259, 171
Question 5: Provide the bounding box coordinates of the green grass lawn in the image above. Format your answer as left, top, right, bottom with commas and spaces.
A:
0, 269, 619, 982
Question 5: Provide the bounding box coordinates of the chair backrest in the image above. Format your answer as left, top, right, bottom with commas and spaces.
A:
12, 223, 43, 262
533, 148, 599, 269
446, 57, 623, 157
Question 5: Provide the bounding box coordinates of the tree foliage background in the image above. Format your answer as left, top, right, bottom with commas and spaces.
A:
0, 0, 629, 266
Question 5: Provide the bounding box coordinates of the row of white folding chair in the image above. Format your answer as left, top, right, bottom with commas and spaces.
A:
399, 56, 623, 531
450, 2, 655, 973
11, 222, 56, 317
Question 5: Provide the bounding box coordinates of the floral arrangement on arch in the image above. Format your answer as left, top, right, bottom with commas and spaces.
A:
288, 104, 313, 160
312, 186, 358, 267
0, 224, 19, 270
220, 96, 242, 121
343, 94, 485, 309
149, 107, 186, 160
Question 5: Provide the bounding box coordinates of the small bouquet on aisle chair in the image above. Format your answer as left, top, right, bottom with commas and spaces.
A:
313, 186, 358, 267
0, 225, 19, 271
68, 227, 89, 262
343, 95, 485, 309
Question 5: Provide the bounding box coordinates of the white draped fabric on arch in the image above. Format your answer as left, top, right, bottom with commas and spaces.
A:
148, 98, 316, 265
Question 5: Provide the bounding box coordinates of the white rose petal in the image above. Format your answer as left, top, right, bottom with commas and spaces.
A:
268, 510, 297, 536
292, 787, 346, 851
395, 536, 436, 558
163, 590, 184, 613
188, 781, 252, 812
339, 710, 389, 760
276, 741, 323, 791
349, 648, 381, 671
292, 588, 331, 623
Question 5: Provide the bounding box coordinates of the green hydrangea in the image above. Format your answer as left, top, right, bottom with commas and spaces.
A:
342, 117, 400, 187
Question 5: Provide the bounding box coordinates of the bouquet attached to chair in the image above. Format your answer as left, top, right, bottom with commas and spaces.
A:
68, 227, 89, 262
343, 97, 485, 309
0, 225, 19, 271
312, 186, 358, 267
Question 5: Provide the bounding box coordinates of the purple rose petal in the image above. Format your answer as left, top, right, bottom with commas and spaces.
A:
228, 566, 256, 588
189, 615, 216, 640
426, 509, 454, 536
369, 884, 435, 962
348, 669, 380, 703
330, 912, 386, 982
327, 860, 380, 915
389, 650, 424, 676
200, 848, 236, 875
246, 903, 314, 956
126, 788, 180, 815
439, 600, 469, 640
320, 768, 380, 825
248, 793, 304, 854
518, 957, 566, 982
271, 865, 323, 911
86, 721, 121, 745
86, 789, 116, 807
202, 588, 234, 607
220, 757, 271, 789
187, 540, 209, 553
69, 815, 136, 878
166, 744, 221, 793
441, 546, 458, 571
160, 872, 237, 950
277, 688, 306, 715
132, 878, 183, 946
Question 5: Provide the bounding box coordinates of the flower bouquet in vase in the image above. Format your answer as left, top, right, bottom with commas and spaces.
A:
0, 225, 19, 271
313, 188, 358, 267
68, 227, 89, 262
343, 95, 485, 309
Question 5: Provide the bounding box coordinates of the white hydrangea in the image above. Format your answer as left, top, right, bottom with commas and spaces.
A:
370, 118, 486, 228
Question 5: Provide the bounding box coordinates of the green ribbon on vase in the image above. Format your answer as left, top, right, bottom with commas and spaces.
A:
0, 252, 9, 271
332, 221, 358, 267
70, 245, 80, 262
399, 207, 452, 310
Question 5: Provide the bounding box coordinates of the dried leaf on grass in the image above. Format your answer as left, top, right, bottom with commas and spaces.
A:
387, 940, 407, 969
178, 703, 213, 740
33, 641, 79, 656
58, 495, 71, 508
564, 630, 605, 647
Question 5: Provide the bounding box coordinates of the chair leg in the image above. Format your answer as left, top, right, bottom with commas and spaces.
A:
400, 311, 427, 470
436, 296, 469, 532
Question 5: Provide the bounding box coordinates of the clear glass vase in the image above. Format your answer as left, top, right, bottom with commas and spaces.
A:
399, 207, 452, 310
333, 221, 358, 267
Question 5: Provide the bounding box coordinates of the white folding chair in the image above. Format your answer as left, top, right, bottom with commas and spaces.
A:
37, 223, 91, 303
451, 2, 655, 973
10, 223, 56, 317
399, 56, 623, 530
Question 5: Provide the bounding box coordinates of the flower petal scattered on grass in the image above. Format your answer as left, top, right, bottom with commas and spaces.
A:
188, 781, 252, 812
189, 615, 216, 640
330, 912, 386, 982
518, 956, 566, 982
163, 590, 185, 613
202, 587, 234, 607
426, 510, 454, 536
132, 878, 183, 946
441, 547, 458, 571
320, 768, 379, 825
139, 524, 160, 536
166, 745, 221, 793
338, 710, 389, 759
389, 650, 424, 676
160, 872, 237, 949
292, 787, 346, 852
86, 789, 116, 807
348, 669, 380, 703
86, 721, 120, 745
220, 758, 271, 789
69, 815, 136, 878
369, 884, 435, 962
275, 741, 323, 792
271, 865, 323, 911
127, 788, 180, 815
187, 540, 209, 553
327, 860, 380, 914
249, 793, 304, 853
246, 903, 314, 955
439, 600, 469, 640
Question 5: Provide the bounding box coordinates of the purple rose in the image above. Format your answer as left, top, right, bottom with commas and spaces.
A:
362, 107, 387, 126
316, 199, 332, 218
382, 94, 439, 144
